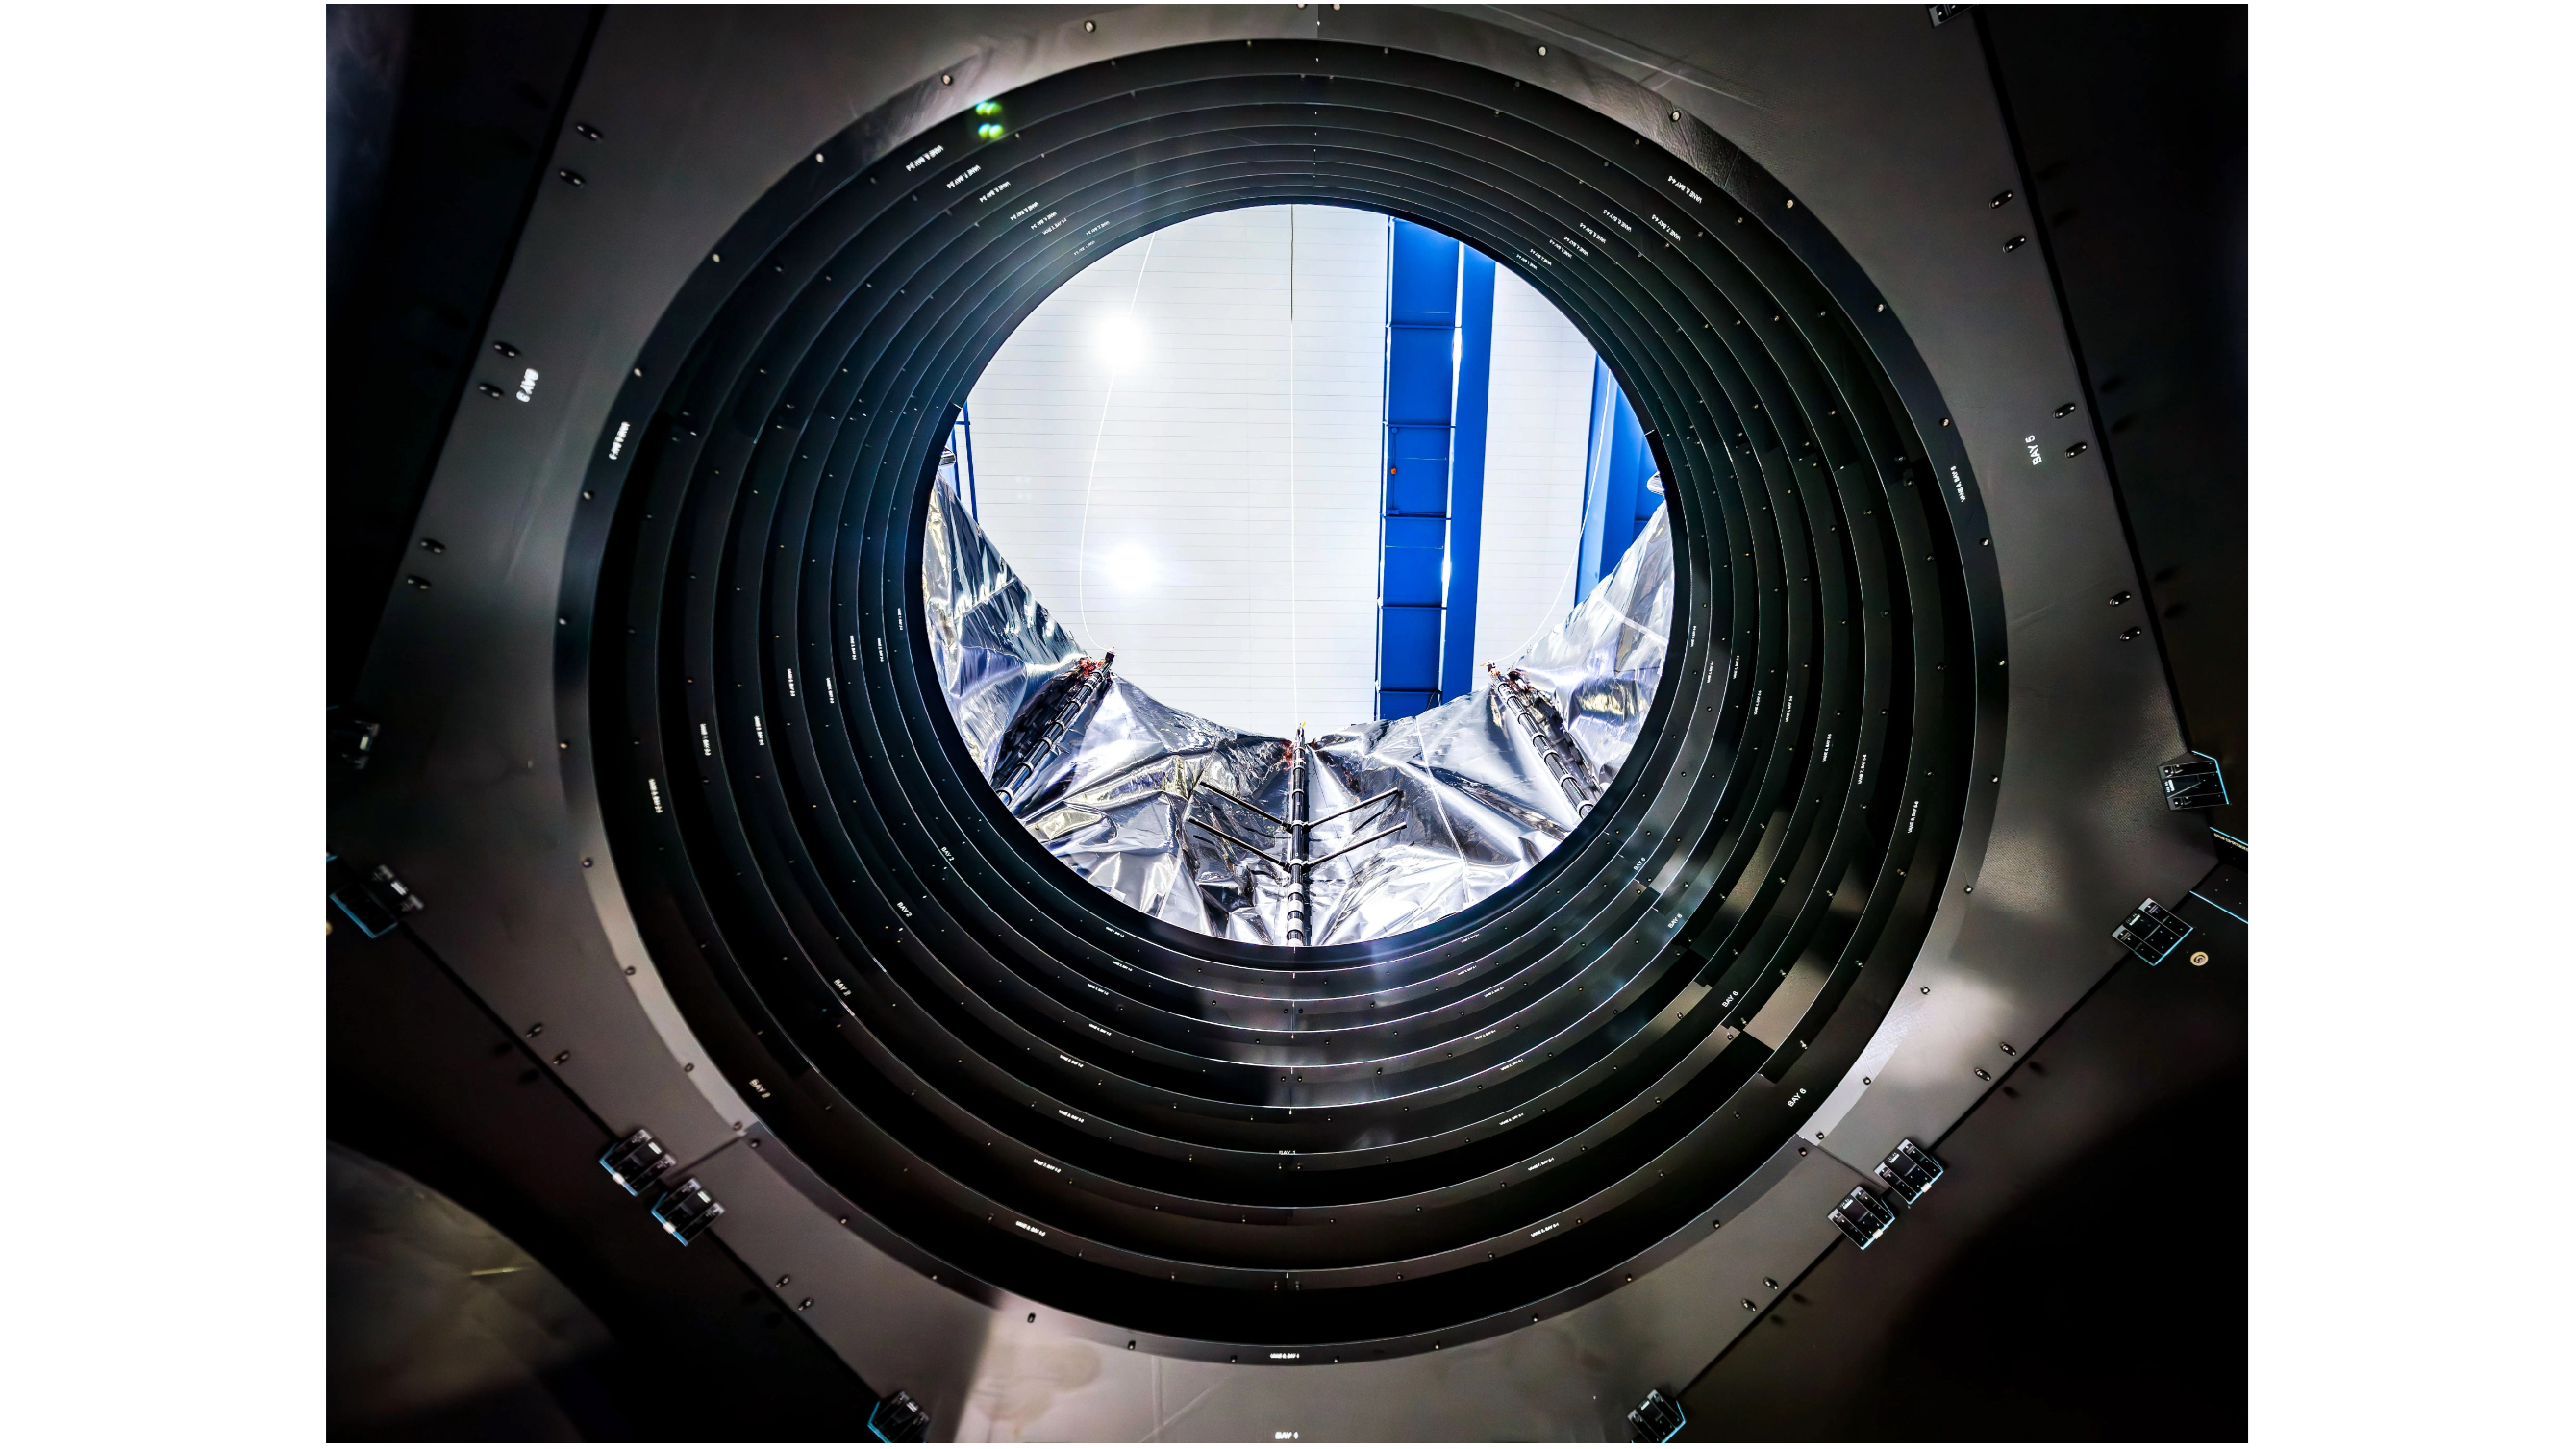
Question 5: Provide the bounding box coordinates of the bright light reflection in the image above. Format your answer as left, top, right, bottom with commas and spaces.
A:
1101, 540, 1160, 594
1096, 313, 1148, 372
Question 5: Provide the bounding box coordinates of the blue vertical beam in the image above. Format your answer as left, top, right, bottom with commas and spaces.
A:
1577, 358, 1616, 599
1604, 389, 1649, 566
1576, 359, 1656, 599
956, 397, 980, 518
1378, 221, 1460, 718
1440, 249, 1494, 702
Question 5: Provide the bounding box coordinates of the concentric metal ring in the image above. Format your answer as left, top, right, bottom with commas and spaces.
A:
582, 39, 1982, 1358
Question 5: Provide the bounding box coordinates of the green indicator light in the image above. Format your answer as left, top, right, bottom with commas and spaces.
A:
976, 123, 1004, 139
974, 101, 1001, 116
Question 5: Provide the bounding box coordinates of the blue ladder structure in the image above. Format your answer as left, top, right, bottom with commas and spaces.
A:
1376, 220, 1495, 718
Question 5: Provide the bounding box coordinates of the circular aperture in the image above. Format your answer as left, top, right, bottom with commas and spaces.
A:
924, 202, 1679, 949
586, 40, 1979, 1360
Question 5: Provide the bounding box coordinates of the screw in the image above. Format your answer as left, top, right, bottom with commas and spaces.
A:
1537, 44, 1548, 55
1085, 18, 1096, 30
941, 73, 952, 85
2190, 950, 2211, 966
1670, 110, 1682, 121
581, 857, 593, 867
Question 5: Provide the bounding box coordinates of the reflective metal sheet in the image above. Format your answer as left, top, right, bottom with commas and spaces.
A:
922, 481, 1675, 945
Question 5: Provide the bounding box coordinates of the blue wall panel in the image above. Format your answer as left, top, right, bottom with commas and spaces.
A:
1378, 607, 1445, 691
1385, 425, 1451, 516
1386, 327, 1457, 422
1381, 516, 1449, 606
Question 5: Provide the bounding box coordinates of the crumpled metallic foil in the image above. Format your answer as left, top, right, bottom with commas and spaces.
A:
921, 479, 1675, 946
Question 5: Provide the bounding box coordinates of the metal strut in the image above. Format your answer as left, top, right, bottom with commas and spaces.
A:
995, 651, 1113, 808
1184, 727, 1406, 946
1488, 663, 1602, 814
1288, 729, 1310, 945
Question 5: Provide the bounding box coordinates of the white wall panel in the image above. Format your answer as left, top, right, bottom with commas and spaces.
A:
965, 210, 1599, 737
1472, 266, 1599, 668
967, 205, 1388, 738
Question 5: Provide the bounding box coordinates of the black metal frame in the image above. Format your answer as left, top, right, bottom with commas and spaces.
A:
575, 38, 1988, 1357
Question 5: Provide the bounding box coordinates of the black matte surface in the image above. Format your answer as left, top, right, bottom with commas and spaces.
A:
1982, 4, 2249, 839
327, 5, 599, 702
1680, 857, 2249, 1439
328, 920, 881, 1438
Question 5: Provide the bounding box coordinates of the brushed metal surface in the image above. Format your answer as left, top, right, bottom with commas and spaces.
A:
332, 3, 2210, 1438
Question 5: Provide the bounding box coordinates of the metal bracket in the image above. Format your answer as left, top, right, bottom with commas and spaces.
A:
994, 653, 1113, 807
1873, 1137, 1944, 1205
649, 1178, 724, 1244
1828, 1184, 1897, 1250
1627, 1388, 1687, 1443
2159, 750, 2228, 811
2112, 897, 2193, 965
330, 715, 380, 771
326, 855, 423, 938
868, 1389, 931, 1443
598, 1128, 678, 1196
